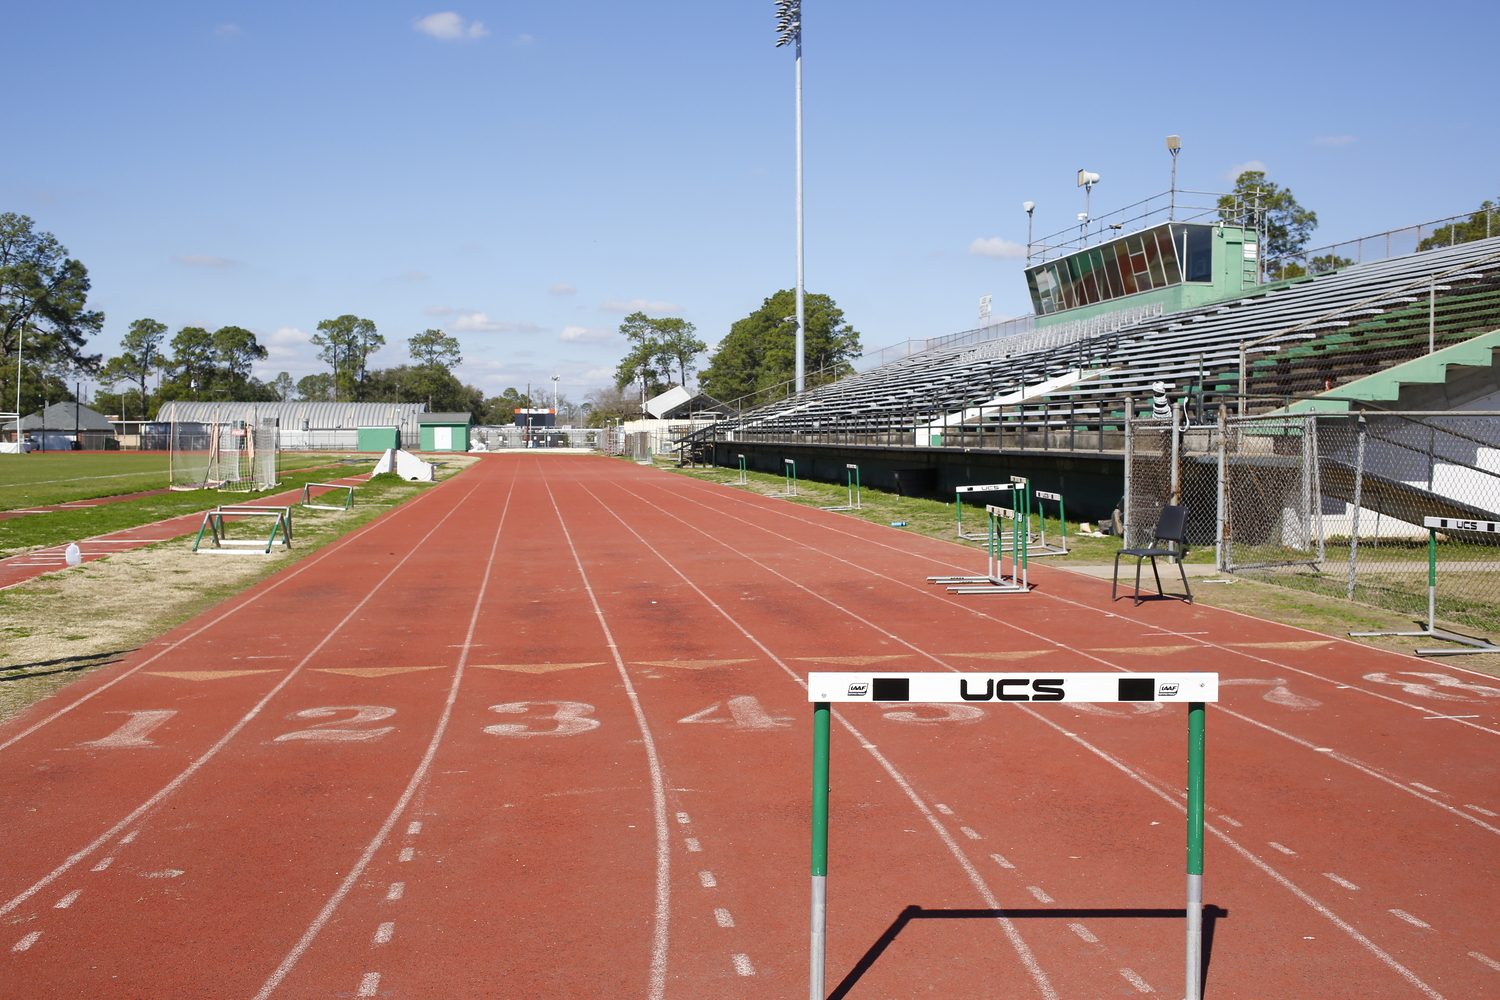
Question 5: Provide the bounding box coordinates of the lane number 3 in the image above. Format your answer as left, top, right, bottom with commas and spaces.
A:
484, 701, 600, 737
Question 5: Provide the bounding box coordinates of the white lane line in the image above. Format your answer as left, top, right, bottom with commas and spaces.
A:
0, 483, 488, 922
11, 931, 41, 952
934, 803, 955, 815
1389, 909, 1432, 929
731, 954, 756, 976
542, 473, 673, 1000
1269, 842, 1296, 855
714, 908, 735, 928
1217, 815, 1243, 827
357, 972, 380, 996
1021, 709, 1449, 1000
583, 480, 1062, 1000
675, 812, 691, 824
698, 871, 717, 888
1423, 715, 1480, 720
252, 471, 517, 1000
1119, 967, 1154, 992
1069, 923, 1098, 943
119, 830, 139, 844
1465, 804, 1499, 817
990, 854, 1015, 869
398, 848, 414, 862
959, 826, 982, 840
373, 922, 394, 945
406, 821, 422, 835
0, 478, 464, 754
684, 838, 702, 852
1026, 886, 1055, 903
1471, 951, 1500, 971
54, 890, 82, 908
90, 857, 114, 872
1410, 783, 1446, 795
1323, 873, 1360, 890
1216, 706, 1500, 838
385, 882, 404, 901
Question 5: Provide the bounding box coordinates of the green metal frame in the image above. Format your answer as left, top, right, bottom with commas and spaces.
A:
299, 482, 354, 511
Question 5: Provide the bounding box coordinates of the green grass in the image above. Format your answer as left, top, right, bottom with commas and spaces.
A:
0, 452, 351, 511
0, 461, 378, 555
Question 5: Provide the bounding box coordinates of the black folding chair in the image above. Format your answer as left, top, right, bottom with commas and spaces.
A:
1112, 505, 1193, 606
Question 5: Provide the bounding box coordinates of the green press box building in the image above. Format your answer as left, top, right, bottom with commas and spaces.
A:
418, 413, 472, 452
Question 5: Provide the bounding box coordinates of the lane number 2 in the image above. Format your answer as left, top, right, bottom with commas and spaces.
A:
273, 706, 397, 743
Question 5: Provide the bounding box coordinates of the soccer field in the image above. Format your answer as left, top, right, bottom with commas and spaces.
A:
0, 452, 343, 510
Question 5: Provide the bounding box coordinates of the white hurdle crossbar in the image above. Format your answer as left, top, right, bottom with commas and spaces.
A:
821, 464, 862, 511
300, 482, 354, 511
192, 505, 293, 554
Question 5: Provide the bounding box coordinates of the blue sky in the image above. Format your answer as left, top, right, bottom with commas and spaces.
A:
7, 1, 1498, 402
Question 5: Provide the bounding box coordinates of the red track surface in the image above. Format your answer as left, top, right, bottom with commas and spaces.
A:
1, 455, 1497, 998
0, 474, 370, 591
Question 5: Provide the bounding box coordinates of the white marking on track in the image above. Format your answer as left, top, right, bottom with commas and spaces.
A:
684, 838, 701, 852
1390, 909, 1431, 928
960, 826, 981, 839
934, 803, 954, 815
990, 854, 1015, 869
91, 857, 114, 871
357, 972, 380, 996
55, 890, 81, 908
1323, 873, 1360, 890
373, 922, 394, 945
1465, 804, 1498, 817
675, 812, 690, 824
714, 908, 735, 927
385, 882, 404, 901
12, 931, 41, 952
80, 710, 178, 749
732, 953, 755, 976
1411, 783, 1446, 795
119, 830, 139, 844
399, 848, 414, 862
406, 821, 422, 835
141, 869, 184, 879
1218, 815, 1243, 827
698, 871, 717, 888
1119, 967, 1154, 992
1069, 923, 1097, 943
1027, 886, 1054, 903
1471, 951, 1500, 971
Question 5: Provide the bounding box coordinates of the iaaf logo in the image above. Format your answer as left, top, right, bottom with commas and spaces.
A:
1158, 682, 1180, 697
847, 682, 869, 697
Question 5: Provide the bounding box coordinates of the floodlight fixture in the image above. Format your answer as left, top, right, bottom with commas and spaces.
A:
1076, 170, 1099, 228
775, 0, 800, 47
1077, 213, 1088, 221
1167, 135, 1182, 219
1166, 135, 1181, 152
774, 0, 805, 392
1023, 201, 1035, 215
1023, 201, 1036, 262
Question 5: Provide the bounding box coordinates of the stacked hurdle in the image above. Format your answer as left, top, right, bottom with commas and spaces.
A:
768, 458, 799, 497
1029, 488, 1069, 555
299, 482, 355, 511
929, 486, 1028, 593
955, 482, 1014, 541
736, 453, 748, 485
821, 464, 861, 511
192, 505, 292, 554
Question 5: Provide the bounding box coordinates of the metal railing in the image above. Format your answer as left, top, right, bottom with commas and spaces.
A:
1028, 190, 1234, 264
1264, 207, 1500, 275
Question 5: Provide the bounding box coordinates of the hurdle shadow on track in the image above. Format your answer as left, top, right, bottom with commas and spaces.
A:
829, 903, 1229, 1000
0, 649, 135, 681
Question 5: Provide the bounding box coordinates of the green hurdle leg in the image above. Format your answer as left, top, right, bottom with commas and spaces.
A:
1185, 702, 1206, 1000
811, 702, 831, 1000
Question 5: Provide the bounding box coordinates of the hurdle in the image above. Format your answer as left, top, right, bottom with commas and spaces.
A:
929, 488, 1028, 593
768, 458, 799, 497
1350, 515, 1500, 656
821, 464, 862, 511
955, 482, 1016, 541
192, 505, 293, 554
737, 453, 748, 485
299, 482, 354, 511
806, 671, 1217, 1000
1029, 488, 1069, 555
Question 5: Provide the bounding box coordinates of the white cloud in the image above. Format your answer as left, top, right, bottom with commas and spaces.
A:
1224, 160, 1268, 181
414, 12, 488, 40
581, 368, 615, 382
600, 299, 681, 314
513, 33, 536, 46
172, 254, 241, 268
548, 283, 577, 296
449, 312, 547, 333
268, 326, 311, 345
560, 326, 613, 343
213, 23, 242, 37
424, 305, 453, 315
1314, 135, 1355, 147
264, 326, 312, 360
967, 237, 1025, 259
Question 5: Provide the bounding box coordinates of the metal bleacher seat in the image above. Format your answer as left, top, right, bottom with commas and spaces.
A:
1112, 504, 1192, 606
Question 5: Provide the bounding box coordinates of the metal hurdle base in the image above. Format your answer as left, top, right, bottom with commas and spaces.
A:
1350, 626, 1500, 657
947, 577, 1028, 594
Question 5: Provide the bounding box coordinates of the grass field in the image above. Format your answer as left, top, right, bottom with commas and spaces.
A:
0, 452, 351, 511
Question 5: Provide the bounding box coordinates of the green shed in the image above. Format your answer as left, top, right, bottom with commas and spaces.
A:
418, 413, 472, 452
357, 426, 401, 452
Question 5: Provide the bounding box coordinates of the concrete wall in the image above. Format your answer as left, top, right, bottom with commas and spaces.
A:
712, 443, 1124, 520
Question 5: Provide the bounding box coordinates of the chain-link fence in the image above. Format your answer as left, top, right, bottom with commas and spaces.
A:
1127, 410, 1500, 636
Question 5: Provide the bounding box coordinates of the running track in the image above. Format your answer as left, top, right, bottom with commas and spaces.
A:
1, 454, 1496, 998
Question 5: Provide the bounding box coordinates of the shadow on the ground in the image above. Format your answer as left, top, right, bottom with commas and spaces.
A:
0, 649, 134, 681
828, 903, 1229, 999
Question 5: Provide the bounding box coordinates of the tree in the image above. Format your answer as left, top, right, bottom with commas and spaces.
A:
269, 372, 295, 401
96, 318, 168, 421
297, 373, 336, 402
483, 387, 535, 424
312, 314, 384, 401
698, 290, 861, 406
611, 313, 708, 399
408, 328, 462, 370
212, 325, 268, 392
1418, 199, 1498, 251
654, 318, 708, 389
1217, 171, 1318, 279
583, 384, 637, 425
165, 326, 216, 398
0, 213, 104, 414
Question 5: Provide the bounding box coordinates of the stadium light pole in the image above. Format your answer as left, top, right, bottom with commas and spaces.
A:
1167, 135, 1181, 220
776, 0, 805, 394
1023, 201, 1035, 263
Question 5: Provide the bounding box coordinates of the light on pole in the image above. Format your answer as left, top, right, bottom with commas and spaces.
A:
1166, 135, 1181, 220
775, 0, 805, 394
1023, 201, 1035, 263
551, 374, 560, 416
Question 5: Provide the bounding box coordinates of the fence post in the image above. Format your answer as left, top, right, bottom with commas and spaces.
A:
1312, 415, 1326, 564
1216, 405, 1228, 571
1347, 416, 1367, 600
1123, 400, 1133, 544
1170, 402, 1182, 507
1300, 415, 1314, 551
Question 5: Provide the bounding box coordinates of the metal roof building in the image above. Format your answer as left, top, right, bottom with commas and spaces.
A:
158, 401, 435, 442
